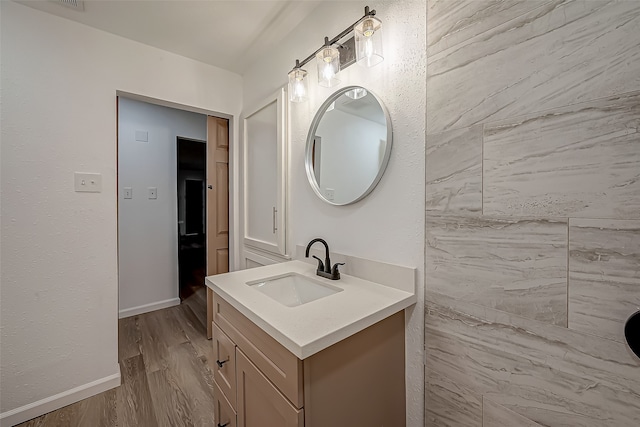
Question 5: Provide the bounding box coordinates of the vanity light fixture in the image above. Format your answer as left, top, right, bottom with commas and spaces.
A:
287, 6, 383, 103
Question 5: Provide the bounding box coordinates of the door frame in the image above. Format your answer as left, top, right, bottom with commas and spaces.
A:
176, 136, 207, 301
115, 90, 240, 316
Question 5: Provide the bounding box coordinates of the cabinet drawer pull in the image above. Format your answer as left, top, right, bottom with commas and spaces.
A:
216, 358, 229, 368
217, 423, 229, 427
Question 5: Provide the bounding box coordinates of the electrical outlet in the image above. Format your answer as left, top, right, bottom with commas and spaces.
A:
148, 187, 157, 199
123, 187, 132, 199
74, 172, 102, 193
325, 188, 335, 201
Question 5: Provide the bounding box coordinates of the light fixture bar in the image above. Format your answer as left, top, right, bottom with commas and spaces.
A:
289, 6, 376, 73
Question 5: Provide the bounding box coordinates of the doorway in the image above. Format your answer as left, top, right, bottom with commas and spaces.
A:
116, 95, 231, 320
177, 137, 207, 301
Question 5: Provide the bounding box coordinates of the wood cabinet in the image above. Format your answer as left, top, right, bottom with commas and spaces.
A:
211, 291, 406, 427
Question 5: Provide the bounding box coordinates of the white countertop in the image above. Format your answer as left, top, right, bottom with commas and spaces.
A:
205, 260, 416, 359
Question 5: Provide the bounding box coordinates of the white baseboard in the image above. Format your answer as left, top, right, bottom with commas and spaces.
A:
0, 371, 121, 427
118, 297, 180, 318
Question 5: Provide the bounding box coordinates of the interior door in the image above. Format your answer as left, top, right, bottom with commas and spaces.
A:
206, 116, 229, 340
206, 116, 229, 276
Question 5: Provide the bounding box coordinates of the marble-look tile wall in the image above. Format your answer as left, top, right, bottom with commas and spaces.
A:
482, 399, 542, 427
425, 1, 640, 426
568, 219, 640, 344
426, 293, 640, 427
427, 216, 568, 326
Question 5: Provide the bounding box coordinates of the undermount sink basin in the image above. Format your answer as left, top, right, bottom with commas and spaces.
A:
246, 272, 343, 307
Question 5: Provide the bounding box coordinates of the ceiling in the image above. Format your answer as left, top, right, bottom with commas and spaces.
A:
336, 91, 386, 126
18, 0, 322, 74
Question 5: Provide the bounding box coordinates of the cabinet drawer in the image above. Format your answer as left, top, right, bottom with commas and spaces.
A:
236, 349, 304, 427
213, 323, 236, 409
214, 380, 237, 427
213, 293, 303, 408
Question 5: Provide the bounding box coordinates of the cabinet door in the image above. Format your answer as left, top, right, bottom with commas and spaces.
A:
214, 380, 237, 427
236, 349, 303, 427
243, 88, 287, 257
213, 324, 236, 408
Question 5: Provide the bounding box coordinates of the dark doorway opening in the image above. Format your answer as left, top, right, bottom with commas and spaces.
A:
177, 137, 206, 301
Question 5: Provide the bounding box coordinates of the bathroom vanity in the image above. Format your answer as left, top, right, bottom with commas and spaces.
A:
205, 257, 415, 427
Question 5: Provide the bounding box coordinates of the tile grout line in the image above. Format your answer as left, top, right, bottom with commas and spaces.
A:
566, 218, 570, 328
481, 123, 485, 216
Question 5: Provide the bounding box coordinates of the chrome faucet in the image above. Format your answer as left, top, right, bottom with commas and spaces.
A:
305, 238, 344, 280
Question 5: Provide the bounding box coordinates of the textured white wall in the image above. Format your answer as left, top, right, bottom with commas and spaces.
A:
0, 1, 241, 417
118, 98, 206, 314
242, 1, 426, 424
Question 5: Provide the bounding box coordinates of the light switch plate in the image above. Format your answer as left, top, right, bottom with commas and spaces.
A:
325, 188, 335, 201
74, 172, 102, 192
148, 187, 157, 199
135, 130, 148, 142
123, 187, 132, 199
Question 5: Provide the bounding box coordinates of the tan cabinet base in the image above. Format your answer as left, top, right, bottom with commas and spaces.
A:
210, 291, 406, 427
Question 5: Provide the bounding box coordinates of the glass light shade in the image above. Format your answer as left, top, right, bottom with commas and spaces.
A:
354, 16, 383, 67
345, 88, 368, 100
288, 68, 308, 103
316, 46, 340, 88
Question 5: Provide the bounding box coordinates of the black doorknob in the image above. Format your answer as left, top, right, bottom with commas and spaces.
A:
208, 185, 213, 190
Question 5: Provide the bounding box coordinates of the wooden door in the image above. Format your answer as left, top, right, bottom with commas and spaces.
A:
236, 349, 303, 427
206, 117, 229, 340
206, 116, 229, 276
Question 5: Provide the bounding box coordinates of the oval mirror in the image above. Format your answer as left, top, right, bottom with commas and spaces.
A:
305, 86, 392, 205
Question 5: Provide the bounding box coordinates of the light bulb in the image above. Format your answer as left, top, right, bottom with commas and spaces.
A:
323, 62, 335, 81
365, 38, 374, 59
362, 18, 375, 37
294, 79, 305, 99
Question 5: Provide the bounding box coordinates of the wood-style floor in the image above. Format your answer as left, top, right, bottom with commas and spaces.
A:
18, 286, 216, 427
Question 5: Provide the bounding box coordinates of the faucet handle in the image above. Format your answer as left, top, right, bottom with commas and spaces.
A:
312, 255, 325, 272
331, 263, 345, 279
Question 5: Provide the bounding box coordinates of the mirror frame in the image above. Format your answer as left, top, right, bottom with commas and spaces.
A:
305, 86, 393, 206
